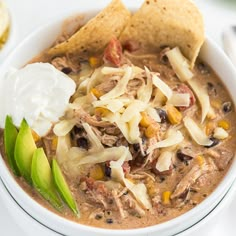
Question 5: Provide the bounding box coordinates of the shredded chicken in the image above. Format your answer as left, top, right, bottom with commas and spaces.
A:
74, 108, 112, 127
51, 56, 80, 73
101, 134, 118, 147
206, 149, 234, 170
121, 194, 146, 217
112, 189, 127, 219
95, 78, 117, 95
171, 158, 217, 199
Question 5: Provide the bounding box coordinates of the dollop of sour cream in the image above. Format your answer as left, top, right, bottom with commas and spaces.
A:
0, 63, 76, 136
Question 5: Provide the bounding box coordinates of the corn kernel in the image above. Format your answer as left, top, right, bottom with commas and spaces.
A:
205, 122, 215, 136
166, 105, 182, 125
94, 107, 110, 117
52, 136, 58, 150
91, 88, 103, 98
211, 99, 222, 109
145, 124, 159, 138
140, 112, 153, 127
196, 155, 205, 167
31, 129, 40, 142
89, 56, 101, 68
218, 120, 230, 130
146, 179, 157, 197
89, 165, 104, 180
162, 191, 172, 205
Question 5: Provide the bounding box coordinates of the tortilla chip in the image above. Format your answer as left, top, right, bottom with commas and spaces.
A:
119, 0, 204, 67
47, 0, 131, 58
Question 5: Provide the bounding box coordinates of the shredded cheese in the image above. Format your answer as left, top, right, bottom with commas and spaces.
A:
183, 117, 213, 146
110, 148, 152, 209
188, 79, 210, 123
53, 119, 76, 136
77, 146, 131, 165
147, 130, 184, 154
152, 74, 173, 100
92, 99, 125, 113
82, 123, 104, 151
100, 66, 133, 100
168, 93, 190, 107
156, 151, 173, 172
137, 67, 153, 103
166, 47, 193, 82
121, 100, 146, 122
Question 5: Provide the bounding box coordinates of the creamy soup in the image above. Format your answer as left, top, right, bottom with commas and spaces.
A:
0, 0, 235, 230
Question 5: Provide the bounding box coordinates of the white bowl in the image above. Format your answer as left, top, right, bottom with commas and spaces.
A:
0, 2, 16, 62
1, 175, 235, 236
1, 5, 236, 236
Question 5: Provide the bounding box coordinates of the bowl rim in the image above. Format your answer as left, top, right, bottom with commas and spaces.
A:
1, 7, 236, 236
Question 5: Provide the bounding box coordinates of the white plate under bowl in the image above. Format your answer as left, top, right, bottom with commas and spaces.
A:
1, 3, 236, 236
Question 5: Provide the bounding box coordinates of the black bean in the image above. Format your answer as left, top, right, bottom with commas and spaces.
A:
105, 164, 111, 177
133, 143, 140, 152
160, 176, 166, 182
106, 211, 112, 216
106, 218, 113, 224
207, 82, 217, 96
184, 161, 189, 166
222, 102, 232, 113
205, 137, 220, 148
207, 82, 214, 90
176, 150, 193, 162
197, 62, 210, 74
74, 126, 84, 135
61, 67, 72, 74
160, 55, 169, 64
76, 137, 89, 149
95, 214, 103, 220
155, 108, 168, 123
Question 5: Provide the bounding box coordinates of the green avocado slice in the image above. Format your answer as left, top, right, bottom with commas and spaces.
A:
4, 115, 20, 176
52, 159, 79, 216
14, 119, 36, 183
31, 148, 62, 210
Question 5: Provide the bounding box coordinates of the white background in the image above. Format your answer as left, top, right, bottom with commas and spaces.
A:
1, 0, 236, 235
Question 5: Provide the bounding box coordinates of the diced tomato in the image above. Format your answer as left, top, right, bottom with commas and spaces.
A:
175, 84, 196, 110
122, 161, 131, 174
103, 37, 123, 66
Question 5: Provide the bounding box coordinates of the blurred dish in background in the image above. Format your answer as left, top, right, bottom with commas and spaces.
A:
0, 0, 10, 50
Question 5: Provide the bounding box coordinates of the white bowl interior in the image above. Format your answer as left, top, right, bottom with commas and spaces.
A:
1, 8, 236, 236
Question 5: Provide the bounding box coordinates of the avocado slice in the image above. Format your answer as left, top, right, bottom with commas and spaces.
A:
52, 159, 79, 216
14, 119, 36, 183
31, 148, 62, 210
4, 115, 20, 176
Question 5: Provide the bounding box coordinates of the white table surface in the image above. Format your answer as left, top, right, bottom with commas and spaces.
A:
1, 0, 236, 235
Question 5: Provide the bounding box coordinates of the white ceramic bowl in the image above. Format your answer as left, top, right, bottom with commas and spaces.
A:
0, 2, 16, 62
1, 5, 236, 236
